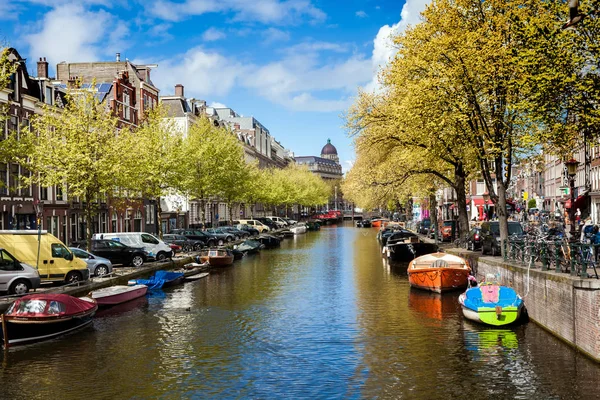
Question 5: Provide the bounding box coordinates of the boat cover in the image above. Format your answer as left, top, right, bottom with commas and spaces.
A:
461, 285, 522, 311
6, 294, 96, 317
135, 270, 184, 290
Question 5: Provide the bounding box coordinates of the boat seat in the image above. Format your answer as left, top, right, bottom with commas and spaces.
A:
432, 259, 449, 268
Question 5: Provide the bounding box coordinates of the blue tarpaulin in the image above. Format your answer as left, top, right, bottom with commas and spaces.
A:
135, 270, 184, 290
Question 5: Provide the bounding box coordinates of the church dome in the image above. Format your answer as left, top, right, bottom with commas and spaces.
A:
321, 139, 338, 156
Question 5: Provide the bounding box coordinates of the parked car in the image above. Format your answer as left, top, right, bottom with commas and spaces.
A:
465, 227, 482, 251
256, 217, 278, 230
203, 228, 235, 243
69, 247, 113, 277
74, 239, 148, 267
237, 220, 270, 233
481, 221, 524, 256
0, 231, 89, 284
0, 247, 41, 295
163, 234, 204, 251
418, 219, 431, 235
219, 226, 251, 239
92, 232, 173, 261
236, 224, 260, 236
283, 218, 297, 225
266, 216, 288, 228
171, 229, 223, 246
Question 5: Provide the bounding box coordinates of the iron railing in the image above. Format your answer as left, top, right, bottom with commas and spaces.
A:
501, 237, 600, 279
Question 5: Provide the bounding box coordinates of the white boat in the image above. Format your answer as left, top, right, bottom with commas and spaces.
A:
90, 285, 148, 306
185, 272, 209, 281
290, 223, 307, 234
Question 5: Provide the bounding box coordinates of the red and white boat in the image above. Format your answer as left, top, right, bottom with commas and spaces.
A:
90, 285, 148, 306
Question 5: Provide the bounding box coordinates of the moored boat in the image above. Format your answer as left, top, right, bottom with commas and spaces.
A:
256, 235, 281, 249
133, 270, 185, 289
385, 237, 438, 262
371, 218, 389, 228
235, 239, 264, 253
407, 253, 471, 293
290, 223, 307, 234
459, 277, 524, 326
1, 294, 97, 348
185, 272, 209, 281
199, 248, 235, 267
90, 285, 148, 306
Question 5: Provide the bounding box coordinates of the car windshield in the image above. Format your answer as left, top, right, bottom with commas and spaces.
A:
443, 221, 453, 226
508, 224, 523, 235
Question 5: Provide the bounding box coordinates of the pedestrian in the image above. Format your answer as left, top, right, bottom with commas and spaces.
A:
576, 208, 582, 226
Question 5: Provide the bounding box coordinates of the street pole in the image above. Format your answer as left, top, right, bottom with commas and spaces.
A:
565, 158, 579, 241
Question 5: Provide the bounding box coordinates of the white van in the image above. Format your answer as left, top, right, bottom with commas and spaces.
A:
266, 216, 288, 228
237, 220, 270, 233
92, 232, 173, 261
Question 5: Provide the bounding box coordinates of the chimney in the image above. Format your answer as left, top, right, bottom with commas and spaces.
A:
175, 84, 184, 97
116, 53, 121, 62
37, 57, 48, 79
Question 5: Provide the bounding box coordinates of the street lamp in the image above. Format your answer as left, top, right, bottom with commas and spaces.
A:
565, 158, 579, 240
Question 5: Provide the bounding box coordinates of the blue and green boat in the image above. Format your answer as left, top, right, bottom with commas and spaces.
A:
459, 281, 524, 326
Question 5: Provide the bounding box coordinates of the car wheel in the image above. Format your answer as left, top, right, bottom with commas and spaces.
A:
65, 271, 83, 284
208, 240, 216, 247
491, 244, 498, 256
9, 279, 30, 295
131, 255, 144, 268
218, 239, 224, 246
226, 236, 233, 243
156, 252, 168, 261
482, 243, 488, 255
95, 264, 109, 277
193, 243, 203, 251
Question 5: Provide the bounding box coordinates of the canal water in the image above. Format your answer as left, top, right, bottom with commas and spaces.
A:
1, 224, 600, 399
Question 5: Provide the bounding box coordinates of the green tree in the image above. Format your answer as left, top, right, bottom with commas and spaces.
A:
21, 88, 135, 250
123, 105, 185, 238
528, 198, 537, 210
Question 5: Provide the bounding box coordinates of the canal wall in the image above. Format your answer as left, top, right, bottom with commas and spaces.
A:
448, 248, 600, 362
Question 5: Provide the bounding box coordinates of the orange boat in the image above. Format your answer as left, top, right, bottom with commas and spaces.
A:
371, 219, 389, 228
199, 248, 234, 267
408, 253, 471, 293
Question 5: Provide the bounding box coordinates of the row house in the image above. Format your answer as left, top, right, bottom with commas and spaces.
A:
54, 54, 162, 237
0, 49, 161, 245
160, 85, 295, 229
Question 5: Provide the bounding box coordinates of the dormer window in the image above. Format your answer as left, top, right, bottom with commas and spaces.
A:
45, 86, 52, 105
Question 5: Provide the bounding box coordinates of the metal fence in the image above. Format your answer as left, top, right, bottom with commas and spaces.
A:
502, 237, 600, 279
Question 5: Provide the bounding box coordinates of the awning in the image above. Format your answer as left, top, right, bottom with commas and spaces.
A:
472, 198, 485, 207
565, 195, 587, 210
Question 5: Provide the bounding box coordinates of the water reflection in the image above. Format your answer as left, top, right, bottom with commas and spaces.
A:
1, 224, 600, 399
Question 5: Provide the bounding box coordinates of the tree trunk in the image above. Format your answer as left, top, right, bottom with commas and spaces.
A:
228, 201, 233, 226
199, 198, 206, 227
156, 197, 163, 238
250, 203, 255, 219
496, 181, 509, 256
84, 192, 94, 252
429, 192, 438, 240
454, 166, 470, 242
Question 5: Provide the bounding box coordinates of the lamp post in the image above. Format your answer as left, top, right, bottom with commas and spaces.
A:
565, 158, 579, 240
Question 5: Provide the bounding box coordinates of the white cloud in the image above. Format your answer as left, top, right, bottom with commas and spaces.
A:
355, 10, 368, 18
202, 27, 226, 41
149, 23, 174, 42
262, 28, 290, 44
147, 0, 326, 24
152, 43, 372, 112
24, 4, 127, 66
210, 101, 227, 108
366, 0, 430, 91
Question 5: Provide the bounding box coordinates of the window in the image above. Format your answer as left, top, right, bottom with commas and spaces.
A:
51, 243, 69, 258
14, 300, 46, 315
141, 233, 159, 244
134, 210, 142, 231
70, 215, 77, 242
125, 210, 131, 232
56, 185, 63, 201
71, 248, 88, 259
0, 163, 7, 195
107, 240, 125, 249
123, 90, 130, 121
100, 212, 107, 233
40, 186, 48, 200
0, 249, 17, 271
111, 212, 117, 232
47, 301, 65, 315
10, 164, 18, 193
45, 86, 53, 105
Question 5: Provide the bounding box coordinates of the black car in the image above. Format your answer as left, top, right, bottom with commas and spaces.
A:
171, 229, 223, 246
203, 228, 235, 243
220, 226, 250, 239
75, 239, 147, 267
256, 217, 278, 230
481, 221, 524, 256
236, 224, 260, 236
418, 218, 431, 235
162, 234, 204, 251
465, 227, 482, 251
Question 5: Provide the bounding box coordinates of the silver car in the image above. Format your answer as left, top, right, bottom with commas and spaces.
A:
69, 247, 113, 277
0, 248, 41, 295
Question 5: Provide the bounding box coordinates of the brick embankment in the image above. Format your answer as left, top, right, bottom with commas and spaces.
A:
444, 247, 600, 363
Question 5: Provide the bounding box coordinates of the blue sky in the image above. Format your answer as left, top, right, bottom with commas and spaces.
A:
1, 0, 429, 171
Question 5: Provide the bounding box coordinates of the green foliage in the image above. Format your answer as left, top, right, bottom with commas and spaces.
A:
21, 88, 136, 249
528, 198, 537, 210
